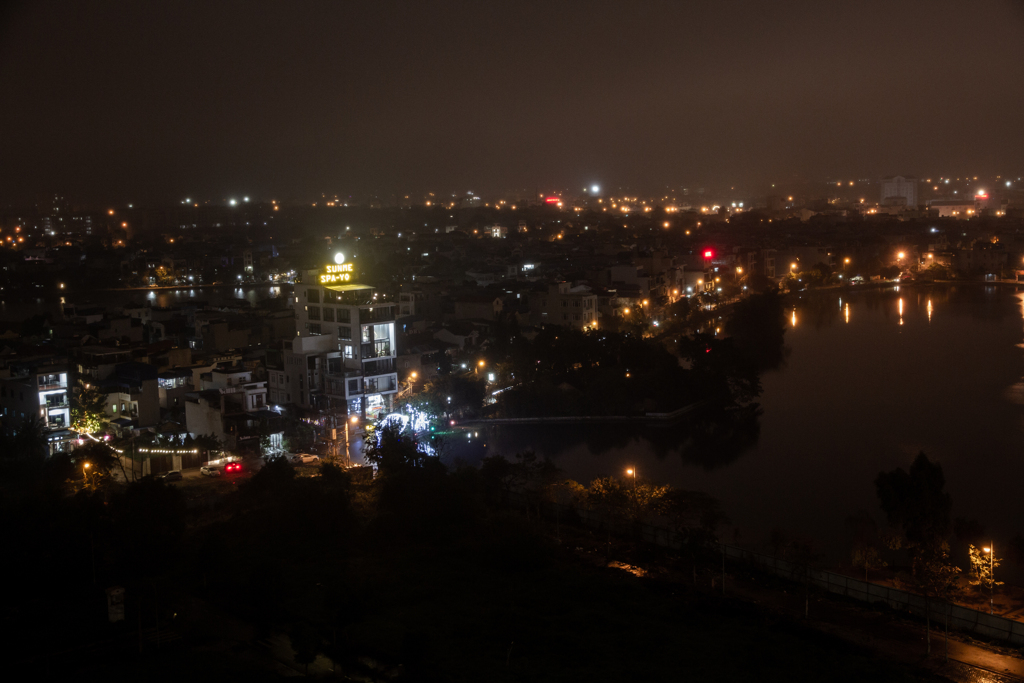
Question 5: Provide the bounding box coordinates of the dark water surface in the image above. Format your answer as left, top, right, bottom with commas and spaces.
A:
3, 285, 287, 322
458, 284, 1024, 560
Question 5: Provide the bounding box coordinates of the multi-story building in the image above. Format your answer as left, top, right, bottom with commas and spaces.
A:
881, 176, 918, 208
528, 282, 600, 330
290, 253, 399, 420
0, 362, 73, 454
185, 365, 281, 452
75, 346, 134, 381
97, 362, 161, 428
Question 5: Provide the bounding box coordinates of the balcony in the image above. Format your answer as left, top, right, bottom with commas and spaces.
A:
362, 357, 395, 375
323, 373, 361, 399
359, 306, 396, 323
360, 342, 392, 359
364, 374, 397, 394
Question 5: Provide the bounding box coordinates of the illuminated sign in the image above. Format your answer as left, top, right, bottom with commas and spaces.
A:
703, 250, 714, 259
545, 196, 561, 204
320, 254, 355, 284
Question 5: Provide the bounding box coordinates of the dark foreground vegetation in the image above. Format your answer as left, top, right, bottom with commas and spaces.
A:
2, 445, 940, 682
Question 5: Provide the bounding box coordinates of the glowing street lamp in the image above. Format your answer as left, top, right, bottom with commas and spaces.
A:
983, 545, 995, 614
625, 467, 636, 491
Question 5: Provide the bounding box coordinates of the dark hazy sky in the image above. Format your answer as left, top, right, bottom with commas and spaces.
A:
2, 0, 1023, 204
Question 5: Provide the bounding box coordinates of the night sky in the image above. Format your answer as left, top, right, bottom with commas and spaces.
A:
2, 0, 1023, 204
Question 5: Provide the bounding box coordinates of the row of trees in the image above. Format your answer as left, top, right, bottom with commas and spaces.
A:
869, 452, 1006, 654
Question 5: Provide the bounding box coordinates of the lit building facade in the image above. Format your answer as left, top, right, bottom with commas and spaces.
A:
0, 363, 73, 454
289, 253, 398, 420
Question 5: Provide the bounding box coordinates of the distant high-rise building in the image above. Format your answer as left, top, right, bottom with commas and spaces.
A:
881, 176, 918, 207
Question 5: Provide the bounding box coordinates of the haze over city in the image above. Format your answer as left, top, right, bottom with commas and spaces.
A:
3, 0, 1024, 205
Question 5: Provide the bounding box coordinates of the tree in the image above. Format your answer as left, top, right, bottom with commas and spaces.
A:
75, 440, 121, 488
875, 452, 952, 555
907, 542, 961, 657
662, 489, 728, 585
845, 510, 887, 581
362, 421, 428, 475
967, 544, 1003, 606
11, 415, 49, 461
72, 385, 108, 434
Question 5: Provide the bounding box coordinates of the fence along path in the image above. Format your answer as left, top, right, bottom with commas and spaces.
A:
510, 491, 1024, 646
720, 544, 1024, 646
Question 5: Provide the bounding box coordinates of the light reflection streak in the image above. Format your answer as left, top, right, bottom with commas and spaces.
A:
898, 298, 904, 326
927, 299, 933, 322
844, 303, 849, 324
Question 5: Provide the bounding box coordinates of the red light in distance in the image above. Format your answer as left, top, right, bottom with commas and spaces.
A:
703, 250, 713, 259
545, 196, 561, 204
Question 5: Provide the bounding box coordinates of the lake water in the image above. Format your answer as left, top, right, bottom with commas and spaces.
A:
459, 284, 1024, 562
1, 285, 288, 322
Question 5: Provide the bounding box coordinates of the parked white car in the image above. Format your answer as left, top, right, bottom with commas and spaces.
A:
290, 453, 321, 464
200, 465, 222, 477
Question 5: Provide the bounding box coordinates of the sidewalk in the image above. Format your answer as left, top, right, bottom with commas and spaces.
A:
709, 560, 1024, 681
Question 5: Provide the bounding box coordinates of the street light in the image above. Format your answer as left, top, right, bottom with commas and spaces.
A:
983, 545, 995, 614
625, 467, 636, 491
83, 462, 91, 487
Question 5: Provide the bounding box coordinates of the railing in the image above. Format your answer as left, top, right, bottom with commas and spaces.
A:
360, 342, 392, 359
721, 544, 1024, 646
364, 375, 397, 393
39, 382, 67, 391
323, 374, 359, 398
363, 358, 395, 375
359, 306, 396, 323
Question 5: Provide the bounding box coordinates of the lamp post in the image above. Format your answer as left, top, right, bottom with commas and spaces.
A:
83, 461, 91, 489
625, 467, 636, 491
983, 545, 995, 614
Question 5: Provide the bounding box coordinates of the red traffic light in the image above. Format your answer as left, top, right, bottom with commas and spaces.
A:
703, 249, 713, 259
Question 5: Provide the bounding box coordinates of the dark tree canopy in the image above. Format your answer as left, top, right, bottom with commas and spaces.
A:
875, 452, 952, 550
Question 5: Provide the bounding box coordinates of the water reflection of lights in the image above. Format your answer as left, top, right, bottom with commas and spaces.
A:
791, 309, 797, 327
844, 303, 849, 324
927, 299, 933, 322
898, 298, 904, 325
